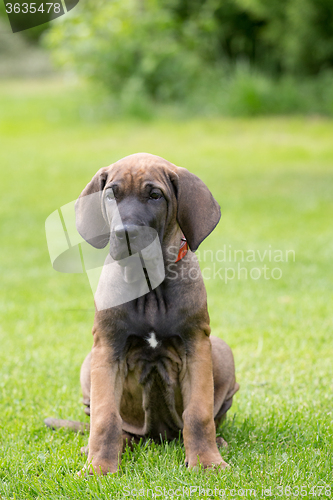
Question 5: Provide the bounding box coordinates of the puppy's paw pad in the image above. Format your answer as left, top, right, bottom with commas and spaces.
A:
80, 446, 89, 457
216, 436, 228, 448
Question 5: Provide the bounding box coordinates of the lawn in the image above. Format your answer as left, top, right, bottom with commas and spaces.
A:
0, 79, 332, 499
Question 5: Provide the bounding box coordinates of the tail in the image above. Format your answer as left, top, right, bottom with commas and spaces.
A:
44, 417, 89, 434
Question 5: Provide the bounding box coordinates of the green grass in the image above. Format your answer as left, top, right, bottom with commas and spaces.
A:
0, 79, 332, 499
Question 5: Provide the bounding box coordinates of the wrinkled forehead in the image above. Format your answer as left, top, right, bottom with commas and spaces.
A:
106, 155, 176, 194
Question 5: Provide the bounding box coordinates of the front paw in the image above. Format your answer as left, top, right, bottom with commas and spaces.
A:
78, 458, 118, 476
186, 452, 229, 470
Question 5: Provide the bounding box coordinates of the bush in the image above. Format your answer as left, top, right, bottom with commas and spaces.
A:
183, 64, 333, 117
46, 0, 209, 102
44, 0, 333, 115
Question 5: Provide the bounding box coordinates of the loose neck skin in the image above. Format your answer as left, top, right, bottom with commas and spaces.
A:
162, 225, 185, 265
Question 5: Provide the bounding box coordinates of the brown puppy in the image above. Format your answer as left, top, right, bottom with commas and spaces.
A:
74, 153, 239, 474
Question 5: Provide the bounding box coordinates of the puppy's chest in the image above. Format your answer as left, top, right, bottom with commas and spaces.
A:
109, 295, 193, 360
115, 322, 186, 365
110, 306, 190, 361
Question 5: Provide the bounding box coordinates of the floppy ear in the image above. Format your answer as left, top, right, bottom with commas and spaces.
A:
75, 167, 110, 248
172, 166, 221, 252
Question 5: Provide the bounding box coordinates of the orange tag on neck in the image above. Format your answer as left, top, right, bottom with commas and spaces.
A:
175, 237, 188, 262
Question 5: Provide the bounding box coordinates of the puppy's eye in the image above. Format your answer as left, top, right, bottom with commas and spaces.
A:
149, 191, 163, 200
105, 188, 115, 202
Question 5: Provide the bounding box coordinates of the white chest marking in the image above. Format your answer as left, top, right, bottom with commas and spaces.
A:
146, 332, 158, 349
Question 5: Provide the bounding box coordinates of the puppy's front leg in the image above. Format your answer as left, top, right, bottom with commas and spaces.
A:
86, 334, 123, 475
181, 335, 228, 470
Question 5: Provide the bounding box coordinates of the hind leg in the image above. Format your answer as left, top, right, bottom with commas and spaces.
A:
80, 352, 91, 416
211, 336, 239, 433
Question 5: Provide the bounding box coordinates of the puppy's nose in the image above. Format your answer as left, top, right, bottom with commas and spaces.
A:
114, 224, 139, 240
125, 224, 139, 240
114, 225, 126, 240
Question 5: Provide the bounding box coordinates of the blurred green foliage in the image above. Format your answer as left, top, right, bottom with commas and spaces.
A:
44, 0, 333, 112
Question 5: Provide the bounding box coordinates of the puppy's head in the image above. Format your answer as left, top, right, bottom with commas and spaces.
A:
75, 153, 221, 261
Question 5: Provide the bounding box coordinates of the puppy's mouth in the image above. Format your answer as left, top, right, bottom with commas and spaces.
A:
109, 244, 131, 262
108, 225, 165, 285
